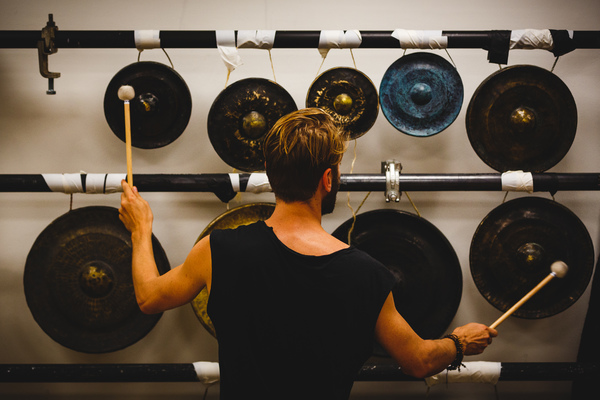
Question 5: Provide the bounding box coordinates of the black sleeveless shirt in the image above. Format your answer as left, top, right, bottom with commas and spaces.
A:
208, 221, 395, 399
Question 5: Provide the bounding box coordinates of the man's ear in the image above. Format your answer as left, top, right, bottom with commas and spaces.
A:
321, 168, 333, 192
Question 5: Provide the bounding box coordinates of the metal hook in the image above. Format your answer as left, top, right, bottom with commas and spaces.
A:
382, 160, 402, 202
37, 14, 61, 94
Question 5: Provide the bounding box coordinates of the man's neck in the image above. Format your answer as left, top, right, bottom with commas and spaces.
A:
264, 198, 348, 256
266, 198, 323, 231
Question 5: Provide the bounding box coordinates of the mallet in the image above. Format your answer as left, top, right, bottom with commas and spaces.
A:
118, 85, 135, 186
489, 261, 569, 329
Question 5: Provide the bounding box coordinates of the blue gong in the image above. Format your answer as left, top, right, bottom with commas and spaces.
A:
379, 52, 464, 137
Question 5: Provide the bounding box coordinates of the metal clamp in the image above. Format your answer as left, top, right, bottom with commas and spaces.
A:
382, 160, 402, 202
37, 14, 60, 94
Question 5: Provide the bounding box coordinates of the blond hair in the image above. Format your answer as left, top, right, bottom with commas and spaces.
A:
263, 108, 347, 202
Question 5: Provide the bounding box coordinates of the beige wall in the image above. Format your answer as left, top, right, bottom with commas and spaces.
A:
1, 0, 599, 398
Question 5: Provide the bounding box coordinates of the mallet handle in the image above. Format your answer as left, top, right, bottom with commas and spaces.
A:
124, 101, 133, 186
489, 273, 556, 329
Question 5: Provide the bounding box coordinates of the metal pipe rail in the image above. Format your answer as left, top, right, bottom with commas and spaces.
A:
0, 362, 597, 383
2, 29, 599, 50
0, 173, 598, 203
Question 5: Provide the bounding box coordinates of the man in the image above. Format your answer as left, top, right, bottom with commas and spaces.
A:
119, 108, 497, 399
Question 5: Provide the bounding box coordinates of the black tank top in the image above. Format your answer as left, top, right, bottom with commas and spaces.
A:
208, 221, 395, 399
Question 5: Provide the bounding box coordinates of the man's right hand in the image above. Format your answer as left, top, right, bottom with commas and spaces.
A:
451, 323, 498, 355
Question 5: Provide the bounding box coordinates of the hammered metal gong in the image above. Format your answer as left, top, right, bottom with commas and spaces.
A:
306, 67, 379, 140
207, 78, 297, 172
332, 209, 463, 342
104, 61, 192, 149
24, 206, 171, 353
466, 65, 577, 172
470, 197, 593, 319
379, 52, 464, 137
191, 203, 276, 337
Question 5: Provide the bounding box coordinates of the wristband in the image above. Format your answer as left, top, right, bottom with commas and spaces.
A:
443, 334, 465, 371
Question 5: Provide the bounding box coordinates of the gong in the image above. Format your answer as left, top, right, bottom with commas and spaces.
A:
332, 209, 463, 343
466, 65, 577, 172
191, 203, 276, 337
104, 61, 192, 149
306, 67, 379, 140
207, 78, 297, 172
470, 197, 593, 319
379, 52, 464, 137
24, 206, 171, 353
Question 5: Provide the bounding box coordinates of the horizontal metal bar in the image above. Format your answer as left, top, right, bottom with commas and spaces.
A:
1, 30, 599, 49
1, 174, 599, 204
0, 362, 597, 383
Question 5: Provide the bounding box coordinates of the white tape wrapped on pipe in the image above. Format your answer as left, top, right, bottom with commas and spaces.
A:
237, 30, 276, 49
134, 30, 161, 50
228, 173, 272, 193
42, 173, 126, 194
510, 29, 553, 50
501, 170, 534, 193
391, 29, 448, 49
318, 30, 362, 58
246, 173, 272, 193
192, 361, 220, 386
425, 361, 502, 387
216, 30, 243, 72
86, 173, 127, 194
42, 173, 83, 194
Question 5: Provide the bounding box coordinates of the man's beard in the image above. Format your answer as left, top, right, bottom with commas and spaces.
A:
321, 167, 340, 215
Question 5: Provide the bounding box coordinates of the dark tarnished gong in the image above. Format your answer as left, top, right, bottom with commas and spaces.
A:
207, 78, 297, 172
191, 203, 276, 337
379, 52, 464, 137
470, 197, 593, 319
466, 65, 577, 172
104, 61, 192, 149
306, 67, 379, 140
332, 209, 463, 350
24, 206, 171, 353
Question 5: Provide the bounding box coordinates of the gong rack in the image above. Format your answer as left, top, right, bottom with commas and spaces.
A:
1, 169, 599, 203
2, 16, 600, 390
1, 14, 600, 93
1, 362, 597, 383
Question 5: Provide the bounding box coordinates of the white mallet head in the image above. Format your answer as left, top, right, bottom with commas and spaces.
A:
551, 261, 569, 278
118, 85, 135, 101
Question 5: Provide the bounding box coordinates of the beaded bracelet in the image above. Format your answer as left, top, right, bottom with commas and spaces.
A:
443, 333, 465, 371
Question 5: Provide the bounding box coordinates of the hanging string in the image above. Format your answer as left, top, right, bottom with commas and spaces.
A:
224, 69, 232, 89
162, 48, 174, 69
349, 48, 357, 69
136, 48, 174, 69
404, 191, 421, 217
316, 53, 328, 76
345, 139, 371, 245
69, 193, 74, 211
268, 49, 277, 82
444, 49, 458, 70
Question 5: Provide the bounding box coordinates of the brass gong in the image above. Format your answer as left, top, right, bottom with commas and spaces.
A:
470, 197, 593, 319
24, 206, 171, 353
466, 65, 577, 172
104, 61, 193, 149
191, 203, 276, 337
379, 52, 464, 137
306, 67, 379, 140
332, 210, 463, 345
207, 78, 297, 172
